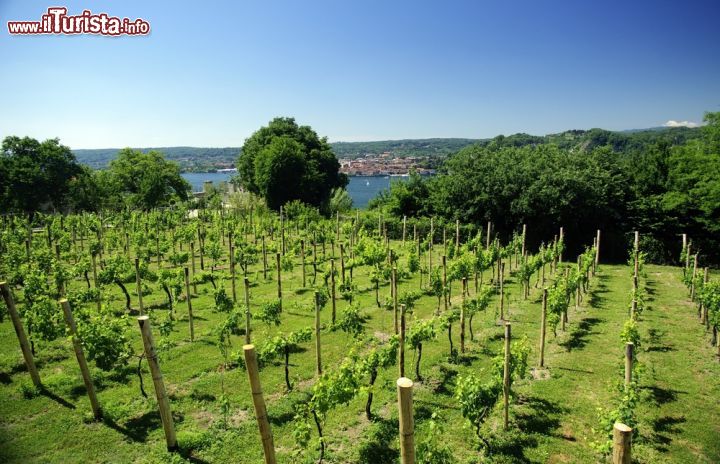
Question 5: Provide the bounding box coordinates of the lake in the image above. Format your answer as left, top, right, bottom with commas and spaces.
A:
182, 172, 399, 209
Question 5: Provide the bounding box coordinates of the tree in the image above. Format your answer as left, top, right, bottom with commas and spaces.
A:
0, 136, 83, 214
103, 148, 190, 210
329, 187, 353, 214
237, 117, 348, 212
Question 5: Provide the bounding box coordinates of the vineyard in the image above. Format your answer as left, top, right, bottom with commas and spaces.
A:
0, 207, 719, 464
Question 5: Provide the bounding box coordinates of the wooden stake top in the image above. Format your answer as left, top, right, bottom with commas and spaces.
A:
397, 377, 413, 389
138, 315, 150, 322
243, 344, 256, 352
614, 423, 632, 433
59, 298, 69, 304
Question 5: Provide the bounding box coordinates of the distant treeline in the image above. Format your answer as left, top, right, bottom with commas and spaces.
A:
73, 146, 240, 172
73, 128, 702, 173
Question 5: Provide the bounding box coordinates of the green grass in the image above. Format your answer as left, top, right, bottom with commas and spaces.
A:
1, 242, 719, 463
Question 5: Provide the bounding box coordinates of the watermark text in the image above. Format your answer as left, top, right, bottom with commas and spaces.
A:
8, 7, 150, 36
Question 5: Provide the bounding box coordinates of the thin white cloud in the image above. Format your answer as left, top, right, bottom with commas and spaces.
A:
663, 120, 700, 128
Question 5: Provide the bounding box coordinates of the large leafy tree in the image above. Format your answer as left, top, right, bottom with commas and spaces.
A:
425, 143, 628, 256
103, 148, 190, 210
237, 117, 348, 212
0, 136, 83, 214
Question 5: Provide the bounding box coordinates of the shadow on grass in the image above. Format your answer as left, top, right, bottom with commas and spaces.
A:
431, 364, 458, 395
285, 311, 313, 319
484, 395, 566, 463
649, 415, 686, 452
40, 387, 76, 409
267, 391, 311, 426
558, 317, 602, 352
104, 410, 184, 443
486, 428, 539, 463
646, 328, 675, 352
515, 395, 566, 437
642, 385, 685, 406
645, 279, 656, 299
588, 290, 606, 309
0, 361, 31, 383
176, 448, 211, 464
357, 416, 399, 464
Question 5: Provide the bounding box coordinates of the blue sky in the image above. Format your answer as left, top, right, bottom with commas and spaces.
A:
1, 0, 719, 148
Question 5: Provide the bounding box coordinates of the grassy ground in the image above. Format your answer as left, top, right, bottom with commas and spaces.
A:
1, 242, 718, 463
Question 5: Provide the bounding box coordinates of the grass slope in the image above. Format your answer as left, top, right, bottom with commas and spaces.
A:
0, 244, 718, 463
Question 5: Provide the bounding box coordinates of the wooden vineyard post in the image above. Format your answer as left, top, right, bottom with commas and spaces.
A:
521, 224, 527, 260
330, 258, 337, 325
681, 233, 688, 269
275, 253, 282, 306
230, 240, 237, 303
690, 254, 698, 302
60, 299, 101, 420
402, 215, 407, 245
190, 242, 197, 295
243, 344, 277, 464
335, 211, 341, 243
486, 221, 491, 250
91, 252, 101, 311
262, 235, 268, 280
300, 240, 306, 288
314, 290, 322, 375
397, 377, 415, 464
135, 258, 144, 315
701, 267, 709, 325
576, 256, 581, 311
280, 205, 285, 256
634, 230, 639, 253
184, 268, 195, 342
612, 423, 632, 464
625, 342, 634, 389
155, 229, 162, 270
428, 219, 434, 284
503, 322, 511, 430
499, 262, 505, 321
539, 288, 548, 368
455, 219, 460, 250
443, 227, 448, 263
0, 282, 41, 388
685, 241, 692, 272
196, 227, 204, 270
595, 229, 601, 274
460, 278, 467, 353
393, 266, 399, 334
55, 245, 65, 297
340, 244, 346, 285
399, 304, 406, 378
633, 249, 639, 293
244, 277, 252, 344
137, 316, 177, 451
442, 256, 448, 312
558, 226, 564, 264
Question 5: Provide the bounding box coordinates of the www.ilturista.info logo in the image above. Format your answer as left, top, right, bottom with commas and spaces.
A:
7, 7, 150, 36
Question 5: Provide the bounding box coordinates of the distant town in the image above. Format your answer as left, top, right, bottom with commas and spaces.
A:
339, 153, 435, 176
72, 139, 458, 174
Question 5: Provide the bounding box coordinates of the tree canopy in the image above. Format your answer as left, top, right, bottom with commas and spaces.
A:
99, 148, 190, 210
237, 117, 347, 212
0, 136, 84, 214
